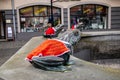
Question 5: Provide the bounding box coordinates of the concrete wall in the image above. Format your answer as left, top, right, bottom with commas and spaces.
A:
74, 35, 120, 60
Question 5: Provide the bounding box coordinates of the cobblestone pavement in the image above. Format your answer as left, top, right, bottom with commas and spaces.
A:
0, 32, 43, 66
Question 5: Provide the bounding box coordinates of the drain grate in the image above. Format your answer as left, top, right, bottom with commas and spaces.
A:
0, 78, 4, 80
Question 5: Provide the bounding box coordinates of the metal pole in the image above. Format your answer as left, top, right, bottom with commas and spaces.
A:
50, 0, 54, 26
11, 0, 16, 39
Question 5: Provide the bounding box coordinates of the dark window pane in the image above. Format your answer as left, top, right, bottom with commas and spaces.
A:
48, 7, 61, 17
70, 5, 82, 16
83, 4, 95, 17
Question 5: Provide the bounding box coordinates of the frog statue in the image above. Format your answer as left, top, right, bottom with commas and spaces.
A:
25, 29, 81, 72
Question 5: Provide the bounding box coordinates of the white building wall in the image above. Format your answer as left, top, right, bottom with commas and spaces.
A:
0, 0, 120, 10
15, 0, 50, 9
0, 0, 12, 10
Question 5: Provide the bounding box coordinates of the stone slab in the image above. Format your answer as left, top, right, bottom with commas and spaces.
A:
0, 36, 120, 80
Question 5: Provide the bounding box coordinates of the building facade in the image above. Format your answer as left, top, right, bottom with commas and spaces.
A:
0, 0, 120, 39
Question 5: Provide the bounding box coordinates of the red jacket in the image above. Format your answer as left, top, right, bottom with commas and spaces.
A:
45, 27, 55, 35
71, 25, 76, 30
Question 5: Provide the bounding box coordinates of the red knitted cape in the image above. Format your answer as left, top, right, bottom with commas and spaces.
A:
26, 39, 69, 60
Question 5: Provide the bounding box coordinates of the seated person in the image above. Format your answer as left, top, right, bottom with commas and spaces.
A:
43, 23, 56, 38
71, 24, 77, 30
25, 39, 72, 68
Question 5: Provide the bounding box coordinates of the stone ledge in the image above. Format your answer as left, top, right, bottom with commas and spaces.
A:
0, 36, 120, 80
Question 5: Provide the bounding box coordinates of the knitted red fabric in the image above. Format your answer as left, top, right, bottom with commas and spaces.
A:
26, 39, 69, 60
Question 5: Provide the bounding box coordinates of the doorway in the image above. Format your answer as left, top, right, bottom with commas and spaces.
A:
0, 11, 6, 39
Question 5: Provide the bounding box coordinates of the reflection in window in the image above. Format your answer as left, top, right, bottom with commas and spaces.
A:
83, 5, 94, 15
48, 7, 61, 26
53, 8, 61, 26
70, 4, 108, 30
34, 6, 47, 16
20, 7, 33, 16
96, 5, 108, 29
70, 6, 82, 16
47, 7, 61, 17
20, 6, 61, 32
20, 17, 48, 32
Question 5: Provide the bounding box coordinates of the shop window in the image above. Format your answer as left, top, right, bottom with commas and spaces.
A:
34, 6, 47, 16
53, 8, 61, 26
70, 4, 108, 30
20, 6, 61, 32
83, 4, 96, 29
47, 7, 61, 26
20, 7, 33, 16
96, 5, 108, 29
70, 5, 82, 16
47, 7, 61, 17
53, 8, 61, 17
21, 17, 49, 32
